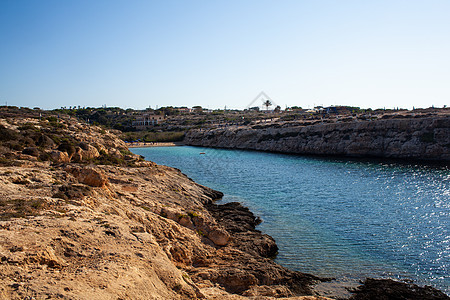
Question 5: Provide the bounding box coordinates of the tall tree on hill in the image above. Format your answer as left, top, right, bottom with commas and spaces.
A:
263, 100, 272, 111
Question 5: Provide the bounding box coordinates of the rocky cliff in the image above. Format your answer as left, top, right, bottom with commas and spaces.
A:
184, 115, 450, 162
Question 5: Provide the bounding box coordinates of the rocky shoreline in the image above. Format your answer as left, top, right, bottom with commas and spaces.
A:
0, 108, 449, 299
184, 114, 450, 163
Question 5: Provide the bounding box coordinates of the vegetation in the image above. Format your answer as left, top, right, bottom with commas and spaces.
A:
121, 131, 185, 143
0, 198, 45, 220
52, 184, 92, 202
0, 106, 142, 167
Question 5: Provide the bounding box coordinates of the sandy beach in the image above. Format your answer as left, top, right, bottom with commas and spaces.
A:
127, 141, 184, 148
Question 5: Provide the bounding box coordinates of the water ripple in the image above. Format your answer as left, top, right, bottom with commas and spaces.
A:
132, 146, 450, 294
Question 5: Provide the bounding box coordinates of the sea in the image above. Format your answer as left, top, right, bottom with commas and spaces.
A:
131, 146, 450, 295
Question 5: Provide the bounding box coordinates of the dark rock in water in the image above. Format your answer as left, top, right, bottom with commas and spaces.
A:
349, 278, 450, 300
201, 185, 224, 201
200, 201, 323, 295
206, 202, 278, 258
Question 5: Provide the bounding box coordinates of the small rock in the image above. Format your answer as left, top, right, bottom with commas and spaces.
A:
49, 150, 70, 163
208, 227, 230, 246
22, 147, 40, 157
65, 166, 108, 187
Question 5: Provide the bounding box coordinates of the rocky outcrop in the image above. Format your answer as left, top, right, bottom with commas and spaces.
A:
49, 150, 70, 163
184, 115, 450, 162
65, 165, 109, 187
349, 278, 450, 300
0, 109, 332, 299
0, 112, 142, 166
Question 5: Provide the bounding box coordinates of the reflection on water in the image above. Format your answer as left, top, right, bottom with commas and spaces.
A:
132, 146, 450, 294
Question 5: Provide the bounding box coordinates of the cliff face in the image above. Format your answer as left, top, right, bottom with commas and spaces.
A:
184, 116, 450, 162
0, 110, 328, 300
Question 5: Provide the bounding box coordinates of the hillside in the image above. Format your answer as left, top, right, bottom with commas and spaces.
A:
0, 108, 330, 299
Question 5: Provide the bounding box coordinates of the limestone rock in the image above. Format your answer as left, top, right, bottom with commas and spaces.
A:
184, 115, 450, 162
65, 165, 108, 187
72, 144, 100, 162
1, 109, 446, 300
49, 150, 70, 163
207, 227, 230, 246
349, 278, 450, 300
82, 143, 100, 159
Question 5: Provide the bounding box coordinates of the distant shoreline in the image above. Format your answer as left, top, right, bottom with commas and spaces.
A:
127, 141, 184, 148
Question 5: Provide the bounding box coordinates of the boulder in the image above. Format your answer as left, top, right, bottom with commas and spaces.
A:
22, 147, 40, 157
78, 142, 100, 159
49, 150, 70, 163
36, 134, 55, 148
71, 144, 100, 162
207, 227, 230, 246
65, 165, 108, 187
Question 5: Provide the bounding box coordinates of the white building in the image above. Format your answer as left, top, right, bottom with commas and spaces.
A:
132, 114, 165, 130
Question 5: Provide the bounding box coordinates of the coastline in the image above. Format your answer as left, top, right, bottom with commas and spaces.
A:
184, 115, 450, 163
1, 108, 448, 299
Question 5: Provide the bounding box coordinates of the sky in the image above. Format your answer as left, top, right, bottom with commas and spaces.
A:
1, 0, 449, 110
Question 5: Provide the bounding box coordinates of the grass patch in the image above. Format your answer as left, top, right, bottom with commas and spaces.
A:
187, 211, 199, 218
0, 198, 45, 220
196, 229, 205, 236
0, 157, 21, 167
52, 184, 92, 201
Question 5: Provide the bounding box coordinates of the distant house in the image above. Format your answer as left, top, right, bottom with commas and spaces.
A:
177, 107, 191, 114
132, 114, 165, 130
248, 106, 260, 112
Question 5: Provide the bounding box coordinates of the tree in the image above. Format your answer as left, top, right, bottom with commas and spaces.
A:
263, 100, 272, 111
193, 106, 203, 113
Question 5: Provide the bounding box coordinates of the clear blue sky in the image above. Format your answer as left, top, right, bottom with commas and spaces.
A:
1, 0, 449, 110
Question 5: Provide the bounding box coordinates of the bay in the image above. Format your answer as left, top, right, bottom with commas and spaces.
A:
132, 146, 450, 294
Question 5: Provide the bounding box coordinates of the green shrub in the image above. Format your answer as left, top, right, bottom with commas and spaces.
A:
0, 125, 20, 141
18, 123, 39, 131
47, 116, 57, 123
120, 149, 133, 156
142, 131, 185, 142
187, 211, 199, 218
58, 141, 76, 156
0, 198, 45, 220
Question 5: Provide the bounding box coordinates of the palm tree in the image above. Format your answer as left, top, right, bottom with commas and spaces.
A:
263, 100, 272, 111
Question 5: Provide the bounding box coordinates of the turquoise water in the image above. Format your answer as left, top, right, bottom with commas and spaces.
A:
132, 146, 450, 293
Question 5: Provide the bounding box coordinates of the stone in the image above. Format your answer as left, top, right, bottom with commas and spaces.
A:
65, 166, 108, 187
349, 278, 450, 300
22, 147, 40, 157
49, 150, 70, 163
207, 227, 230, 246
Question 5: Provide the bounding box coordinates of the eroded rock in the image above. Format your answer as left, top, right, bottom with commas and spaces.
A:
49, 150, 70, 163
65, 165, 108, 187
